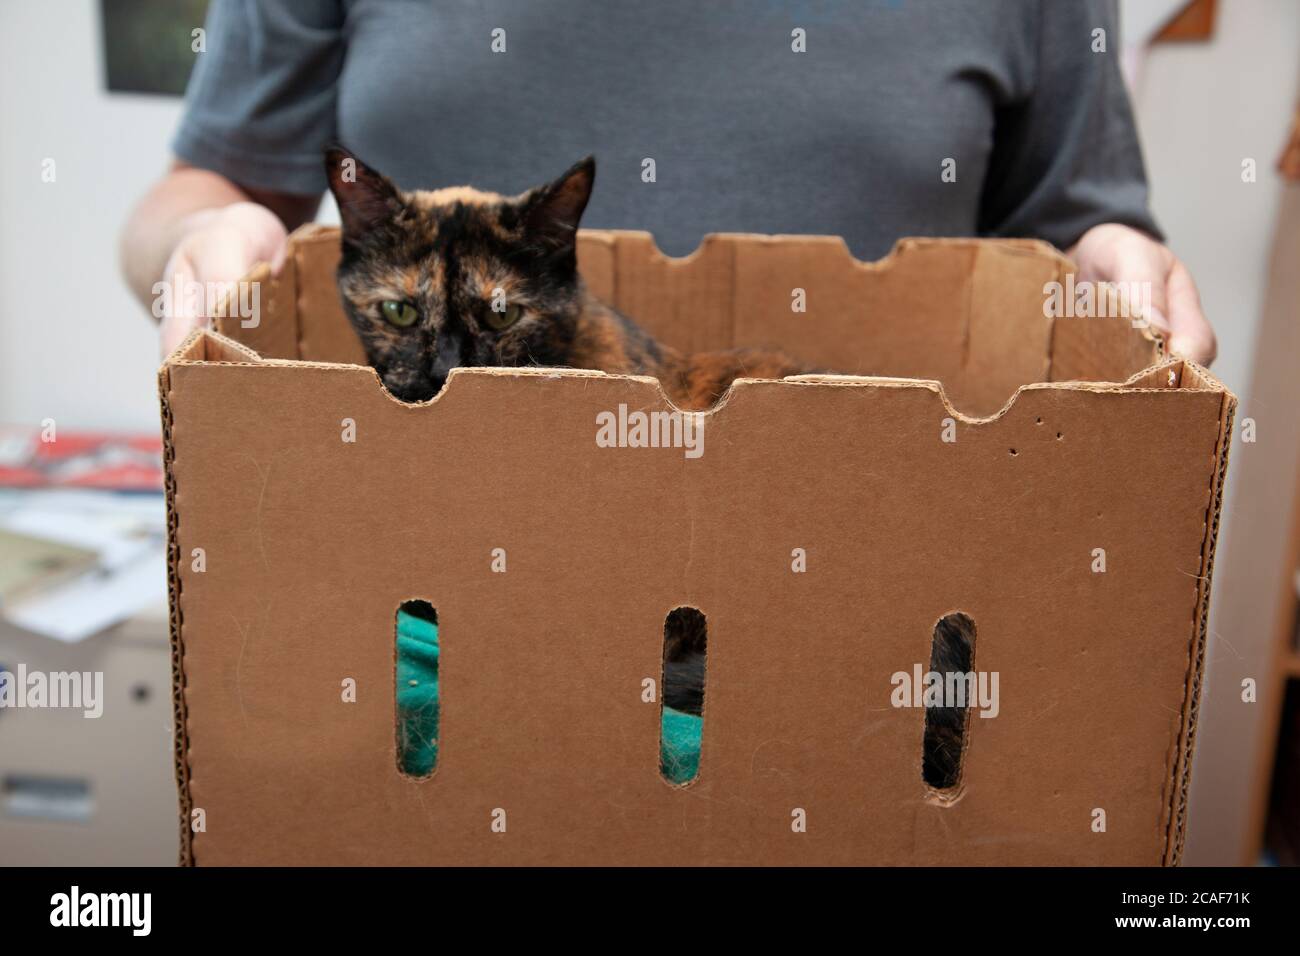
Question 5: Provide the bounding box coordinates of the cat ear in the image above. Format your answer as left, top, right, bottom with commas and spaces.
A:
325, 146, 404, 239
522, 156, 595, 250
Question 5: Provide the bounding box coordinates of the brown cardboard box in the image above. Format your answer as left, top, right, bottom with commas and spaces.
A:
159, 227, 1234, 865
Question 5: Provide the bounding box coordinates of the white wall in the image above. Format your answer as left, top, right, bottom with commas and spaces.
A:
0, 1, 184, 432
1124, 0, 1300, 864
1125, 0, 1299, 403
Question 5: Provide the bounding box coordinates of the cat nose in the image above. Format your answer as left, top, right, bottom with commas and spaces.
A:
431, 330, 464, 379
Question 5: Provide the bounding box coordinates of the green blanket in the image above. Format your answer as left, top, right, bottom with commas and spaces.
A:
396, 609, 702, 783
395, 610, 441, 777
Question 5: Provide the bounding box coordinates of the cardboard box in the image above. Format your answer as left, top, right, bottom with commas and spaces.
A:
160, 227, 1234, 865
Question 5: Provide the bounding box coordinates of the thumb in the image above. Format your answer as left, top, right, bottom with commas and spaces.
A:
1114, 243, 1172, 339
1164, 258, 1217, 365
158, 245, 204, 359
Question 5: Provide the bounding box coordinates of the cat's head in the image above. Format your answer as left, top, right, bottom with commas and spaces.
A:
325, 147, 595, 402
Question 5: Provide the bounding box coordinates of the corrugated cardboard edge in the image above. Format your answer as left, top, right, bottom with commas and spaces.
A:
161, 330, 271, 867
1162, 364, 1238, 866
158, 331, 200, 866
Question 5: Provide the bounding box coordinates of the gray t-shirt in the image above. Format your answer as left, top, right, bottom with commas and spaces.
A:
174, 0, 1159, 260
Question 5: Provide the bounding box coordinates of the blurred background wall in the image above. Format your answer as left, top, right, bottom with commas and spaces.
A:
1127, 0, 1298, 426
0, 2, 177, 432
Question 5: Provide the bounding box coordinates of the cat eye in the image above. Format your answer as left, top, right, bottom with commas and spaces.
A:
381, 300, 419, 328
485, 303, 523, 331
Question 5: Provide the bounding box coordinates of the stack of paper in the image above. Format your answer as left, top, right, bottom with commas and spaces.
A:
0, 487, 167, 643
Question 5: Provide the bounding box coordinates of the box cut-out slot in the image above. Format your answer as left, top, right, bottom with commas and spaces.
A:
661, 607, 707, 785
922, 612, 977, 792
396, 600, 439, 778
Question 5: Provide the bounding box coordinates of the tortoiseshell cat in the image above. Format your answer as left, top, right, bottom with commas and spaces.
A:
324, 148, 810, 409
325, 149, 973, 787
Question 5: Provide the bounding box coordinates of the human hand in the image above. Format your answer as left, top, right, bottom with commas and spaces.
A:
156, 201, 289, 358
1068, 223, 1216, 366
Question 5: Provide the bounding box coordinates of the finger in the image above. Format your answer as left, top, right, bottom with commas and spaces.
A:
194, 228, 263, 318
160, 245, 199, 324
158, 246, 202, 359
158, 242, 241, 356
268, 239, 289, 275
160, 315, 191, 359
1164, 258, 1217, 365
1095, 237, 1171, 335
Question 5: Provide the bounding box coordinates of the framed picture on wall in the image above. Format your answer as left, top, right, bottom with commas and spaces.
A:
99, 0, 209, 96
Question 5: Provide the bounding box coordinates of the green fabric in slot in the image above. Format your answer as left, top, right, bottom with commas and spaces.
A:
394, 608, 704, 784
396, 609, 439, 776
